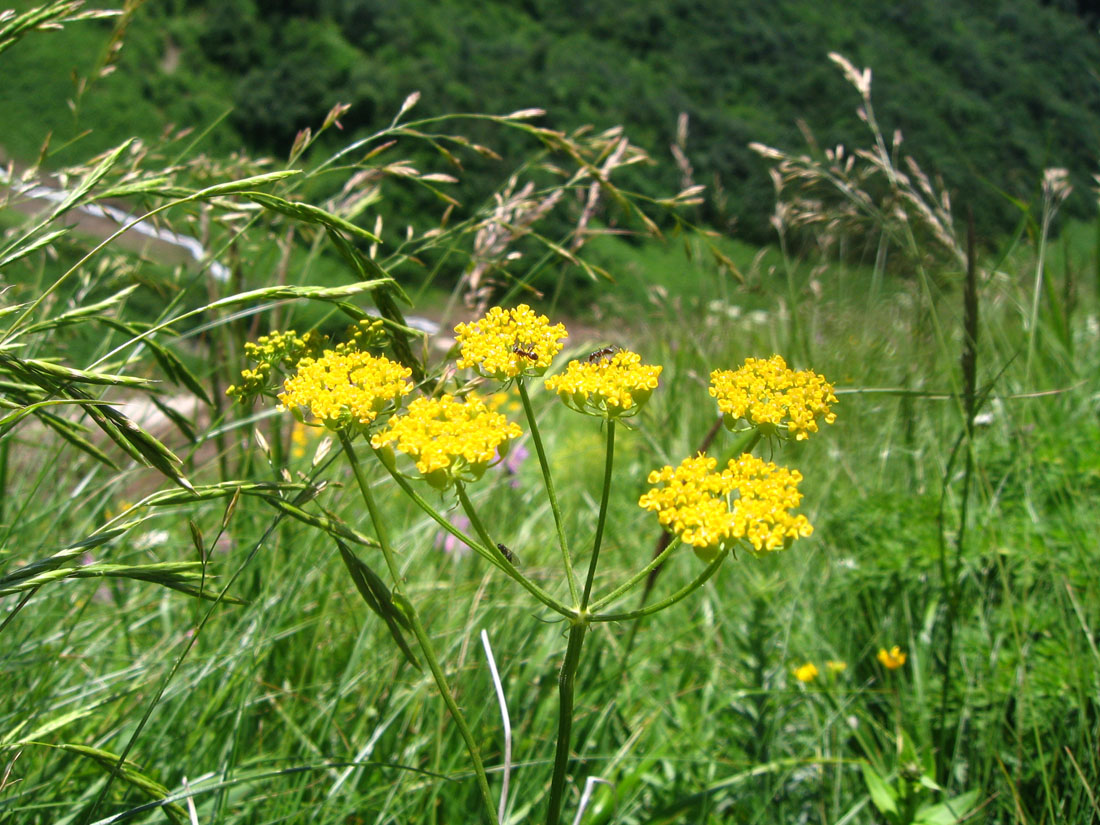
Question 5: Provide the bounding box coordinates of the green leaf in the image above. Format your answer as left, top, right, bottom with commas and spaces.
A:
0, 351, 153, 387
914, 789, 981, 825
29, 409, 118, 469
862, 762, 899, 819
0, 397, 113, 429
20, 285, 139, 333
0, 525, 133, 590
1, 708, 93, 749
94, 178, 191, 199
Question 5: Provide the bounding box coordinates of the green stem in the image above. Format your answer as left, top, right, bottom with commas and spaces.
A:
339, 432, 499, 825
516, 377, 580, 606
377, 451, 572, 618
590, 546, 729, 623
455, 482, 575, 618
544, 620, 587, 825
581, 421, 615, 608
541, 421, 618, 825
588, 534, 683, 614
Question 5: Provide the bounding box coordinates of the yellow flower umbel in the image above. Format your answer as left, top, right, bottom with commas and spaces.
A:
793, 662, 819, 683
709, 355, 837, 440
227, 329, 327, 402
454, 305, 568, 381
638, 453, 813, 562
278, 349, 412, 432
544, 349, 662, 420
371, 394, 523, 489
877, 646, 907, 670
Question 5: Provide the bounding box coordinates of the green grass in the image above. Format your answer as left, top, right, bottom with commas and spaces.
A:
5, 223, 1098, 822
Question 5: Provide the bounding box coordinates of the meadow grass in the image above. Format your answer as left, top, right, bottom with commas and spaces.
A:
3, 10, 1100, 825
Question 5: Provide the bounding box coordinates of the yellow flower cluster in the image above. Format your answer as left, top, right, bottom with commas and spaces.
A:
454, 304, 568, 381
544, 349, 662, 419
279, 350, 412, 430
709, 355, 837, 440
638, 453, 813, 561
877, 646, 907, 670
227, 329, 326, 401
371, 394, 523, 489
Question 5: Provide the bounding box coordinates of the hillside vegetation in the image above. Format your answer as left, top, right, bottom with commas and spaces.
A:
3, 0, 1100, 245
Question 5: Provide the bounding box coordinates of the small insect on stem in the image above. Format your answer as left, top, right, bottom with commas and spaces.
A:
587, 345, 620, 364
512, 343, 538, 361
496, 543, 520, 564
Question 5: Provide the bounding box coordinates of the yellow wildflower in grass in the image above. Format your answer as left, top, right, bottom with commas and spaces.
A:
638, 452, 813, 562
709, 354, 837, 440
278, 349, 412, 431
877, 646, 907, 670
371, 394, 523, 489
544, 349, 662, 420
794, 662, 819, 683
454, 304, 568, 381
826, 660, 848, 674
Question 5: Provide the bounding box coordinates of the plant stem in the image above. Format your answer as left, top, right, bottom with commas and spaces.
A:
516, 377, 580, 606
543, 421, 616, 824
339, 432, 499, 825
378, 455, 571, 617
455, 481, 574, 618
587, 535, 683, 614
591, 546, 729, 623
581, 421, 615, 608
544, 619, 587, 825
936, 212, 980, 778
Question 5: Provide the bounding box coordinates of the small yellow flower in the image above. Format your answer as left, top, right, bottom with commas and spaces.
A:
709, 355, 837, 440
826, 660, 848, 674
454, 305, 568, 381
278, 349, 412, 431
544, 349, 662, 420
638, 452, 813, 562
877, 646, 907, 670
371, 394, 523, 489
794, 662, 819, 682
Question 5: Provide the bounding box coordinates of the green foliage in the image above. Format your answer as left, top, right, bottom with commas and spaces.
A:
5, 0, 1100, 250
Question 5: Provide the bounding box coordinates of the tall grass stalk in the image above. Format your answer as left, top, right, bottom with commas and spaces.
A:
935, 209, 980, 773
